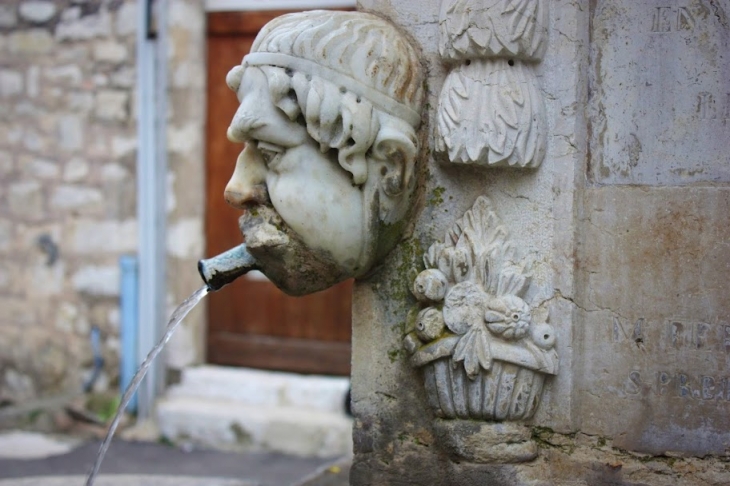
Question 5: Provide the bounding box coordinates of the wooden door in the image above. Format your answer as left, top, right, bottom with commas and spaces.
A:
205, 11, 352, 376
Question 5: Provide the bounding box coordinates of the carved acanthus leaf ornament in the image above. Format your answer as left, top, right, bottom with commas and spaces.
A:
435, 0, 548, 169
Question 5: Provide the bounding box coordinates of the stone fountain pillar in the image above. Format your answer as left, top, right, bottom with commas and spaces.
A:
209, 1, 730, 484
350, 1, 577, 482
349, 0, 730, 484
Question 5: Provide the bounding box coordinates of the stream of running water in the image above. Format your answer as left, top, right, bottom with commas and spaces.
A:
84, 285, 210, 486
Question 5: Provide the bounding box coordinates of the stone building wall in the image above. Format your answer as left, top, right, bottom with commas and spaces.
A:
0, 0, 208, 407
0, 0, 140, 403
162, 0, 207, 374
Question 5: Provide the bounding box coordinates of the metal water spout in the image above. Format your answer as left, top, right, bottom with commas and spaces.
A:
198, 243, 260, 291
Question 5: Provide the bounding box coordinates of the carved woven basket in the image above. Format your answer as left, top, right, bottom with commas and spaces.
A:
412, 336, 558, 421
422, 358, 545, 420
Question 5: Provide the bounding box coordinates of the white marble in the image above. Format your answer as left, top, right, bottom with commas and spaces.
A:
221, 10, 424, 295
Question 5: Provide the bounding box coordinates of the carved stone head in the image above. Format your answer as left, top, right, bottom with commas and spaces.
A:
223, 11, 424, 295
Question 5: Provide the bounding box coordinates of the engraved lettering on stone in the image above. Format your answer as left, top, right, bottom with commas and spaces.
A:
405, 197, 557, 463
694, 322, 710, 349
632, 317, 645, 346
652, 6, 673, 32
669, 320, 685, 349
663, 319, 724, 352
626, 371, 642, 395
613, 317, 626, 342
434, 0, 547, 168
677, 7, 696, 31
652, 6, 698, 32
657, 371, 671, 396
612, 316, 646, 345
698, 92, 715, 119
626, 371, 730, 401
700, 92, 730, 120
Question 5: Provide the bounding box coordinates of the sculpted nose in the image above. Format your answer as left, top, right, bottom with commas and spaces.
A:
224, 143, 268, 209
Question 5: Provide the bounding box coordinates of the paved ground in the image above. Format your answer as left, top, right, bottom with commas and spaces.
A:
0, 435, 350, 486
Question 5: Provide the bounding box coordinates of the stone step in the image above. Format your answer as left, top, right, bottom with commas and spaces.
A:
157, 366, 352, 458
156, 396, 352, 458
166, 365, 350, 414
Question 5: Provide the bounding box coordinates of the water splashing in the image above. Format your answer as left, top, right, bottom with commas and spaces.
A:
85, 285, 210, 486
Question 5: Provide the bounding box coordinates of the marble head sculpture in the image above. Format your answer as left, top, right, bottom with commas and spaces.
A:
207, 11, 425, 295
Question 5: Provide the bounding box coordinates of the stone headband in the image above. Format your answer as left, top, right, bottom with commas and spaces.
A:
244, 52, 422, 128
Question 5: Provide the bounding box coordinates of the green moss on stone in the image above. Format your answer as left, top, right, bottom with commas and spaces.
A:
428, 186, 446, 206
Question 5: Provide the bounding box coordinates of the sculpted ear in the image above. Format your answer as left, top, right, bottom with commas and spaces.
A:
372, 124, 418, 196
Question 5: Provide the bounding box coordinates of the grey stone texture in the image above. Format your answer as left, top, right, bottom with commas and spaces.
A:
349, 0, 730, 484
18, 2, 57, 24
0, 0, 206, 406
575, 0, 730, 458
0, 0, 136, 402
163, 0, 207, 371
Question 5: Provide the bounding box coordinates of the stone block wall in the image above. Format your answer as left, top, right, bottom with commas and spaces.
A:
0, 0, 143, 404
0, 0, 140, 403
0, 0, 209, 405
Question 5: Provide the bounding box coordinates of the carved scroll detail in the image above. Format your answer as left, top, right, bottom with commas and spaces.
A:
404, 197, 558, 463
435, 0, 548, 168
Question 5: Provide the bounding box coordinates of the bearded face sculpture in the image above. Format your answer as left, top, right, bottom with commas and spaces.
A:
218, 11, 424, 295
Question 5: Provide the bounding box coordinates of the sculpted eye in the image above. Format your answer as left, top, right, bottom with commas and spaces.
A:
256, 140, 283, 166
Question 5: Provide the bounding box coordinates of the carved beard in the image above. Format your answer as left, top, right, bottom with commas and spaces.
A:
239, 205, 351, 296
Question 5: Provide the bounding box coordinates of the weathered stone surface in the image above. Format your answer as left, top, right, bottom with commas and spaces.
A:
62, 157, 89, 181
167, 218, 203, 259
578, 187, 730, 455
66, 91, 94, 112
50, 185, 103, 211
92, 41, 128, 64
22, 157, 60, 179
115, 2, 137, 37
0, 0, 144, 412
111, 135, 136, 158
0, 151, 13, 175
55, 8, 111, 41
57, 114, 84, 151
0, 220, 12, 252
94, 89, 129, 121
8, 29, 54, 55
588, 1, 730, 185
22, 130, 48, 152
433, 420, 537, 464
18, 2, 58, 24
0, 6, 17, 28
71, 264, 120, 296
26, 65, 40, 98
567, 0, 730, 461
28, 260, 65, 296
349, 0, 582, 480
99, 162, 129, 182
70, 218, 137, 253
8, 181, 45, 220
44, 65, 83, 86
0, 69, 23, 97
110, 66, 135, 88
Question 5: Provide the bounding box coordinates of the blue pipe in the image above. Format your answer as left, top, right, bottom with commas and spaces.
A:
119, 255, 139, 413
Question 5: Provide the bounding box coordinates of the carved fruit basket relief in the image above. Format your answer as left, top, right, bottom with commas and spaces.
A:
404, 197, 558, 422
